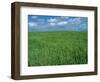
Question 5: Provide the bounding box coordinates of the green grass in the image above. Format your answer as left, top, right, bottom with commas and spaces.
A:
28, 31, 87, 66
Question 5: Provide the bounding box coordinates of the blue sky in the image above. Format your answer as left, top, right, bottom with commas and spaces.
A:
28, 15, 88, 32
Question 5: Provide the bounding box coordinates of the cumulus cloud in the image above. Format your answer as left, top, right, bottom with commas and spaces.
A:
68, 18, 81, 24
48, 18, 58, 22
57, 21, 68, 25
28, 22, 37, 27
49, 22, 56, 26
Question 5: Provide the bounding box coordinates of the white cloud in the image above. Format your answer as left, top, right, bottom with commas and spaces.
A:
68, 18, 81, 24
31, 16, 37, 19
48, 18, 58, 22
57, 21, 68, 25
28, 22, 37, 27
49, 22, 56, 26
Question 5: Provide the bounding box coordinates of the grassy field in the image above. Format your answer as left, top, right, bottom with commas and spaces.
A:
28, 31, 87, 66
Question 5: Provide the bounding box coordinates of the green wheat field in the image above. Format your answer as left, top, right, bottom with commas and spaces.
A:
28, 31, 87, 66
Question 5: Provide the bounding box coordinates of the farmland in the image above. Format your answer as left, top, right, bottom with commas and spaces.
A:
28, 31, 87, 66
